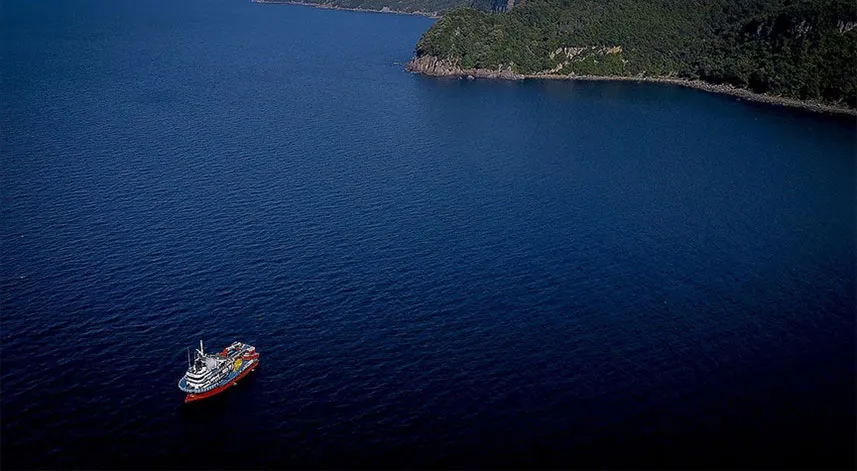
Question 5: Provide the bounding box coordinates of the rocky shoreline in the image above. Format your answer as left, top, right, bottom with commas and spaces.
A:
252, 0, 440, 18
406, 56, 857, 117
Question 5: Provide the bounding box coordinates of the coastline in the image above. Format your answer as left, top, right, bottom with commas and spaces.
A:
406, 56, 857, 117
251, 0, 441, 18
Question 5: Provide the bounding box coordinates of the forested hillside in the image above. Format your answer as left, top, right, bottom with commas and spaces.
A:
413, 0, 857, 107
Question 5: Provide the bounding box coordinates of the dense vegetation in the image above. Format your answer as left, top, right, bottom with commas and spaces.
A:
414, 0, 857, 107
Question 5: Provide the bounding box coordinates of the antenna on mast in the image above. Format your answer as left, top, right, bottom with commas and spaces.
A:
199, 339, 204, 355
187, 346, 191, 367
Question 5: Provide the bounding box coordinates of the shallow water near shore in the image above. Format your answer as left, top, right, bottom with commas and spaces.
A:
1, 0, 855, 468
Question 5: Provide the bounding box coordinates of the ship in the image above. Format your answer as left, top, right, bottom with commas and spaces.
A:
178, 340, 260, 403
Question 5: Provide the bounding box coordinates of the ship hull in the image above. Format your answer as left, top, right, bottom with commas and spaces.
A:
184, 359, 259, 404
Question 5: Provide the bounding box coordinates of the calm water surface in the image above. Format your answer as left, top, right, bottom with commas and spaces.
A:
2, 0, 855, 468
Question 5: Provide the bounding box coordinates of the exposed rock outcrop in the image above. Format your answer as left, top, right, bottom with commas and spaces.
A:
549, 45, 622, 61
405, 55, 525, 80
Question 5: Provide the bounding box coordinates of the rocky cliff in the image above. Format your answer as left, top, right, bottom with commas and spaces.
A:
405, 55, 524, 80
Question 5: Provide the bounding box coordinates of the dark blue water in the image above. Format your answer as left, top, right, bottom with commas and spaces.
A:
2, 0, 855, 468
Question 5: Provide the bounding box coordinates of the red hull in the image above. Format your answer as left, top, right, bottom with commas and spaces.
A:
184, 360, 259, 403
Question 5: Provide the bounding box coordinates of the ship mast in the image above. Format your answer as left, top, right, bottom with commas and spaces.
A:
199, 339, 204, 356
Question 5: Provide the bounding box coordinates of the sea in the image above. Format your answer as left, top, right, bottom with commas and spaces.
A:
1, 0, 855, 468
